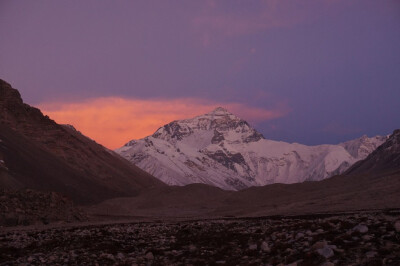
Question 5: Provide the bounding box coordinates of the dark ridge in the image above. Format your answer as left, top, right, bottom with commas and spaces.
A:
0, 79, 165, 204
345, 129, 400, 175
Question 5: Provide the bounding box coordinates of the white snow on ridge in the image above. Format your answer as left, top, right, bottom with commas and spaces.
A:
116, 107, 388, 190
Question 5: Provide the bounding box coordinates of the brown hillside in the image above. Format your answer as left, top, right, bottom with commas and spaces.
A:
0, 79, 165, 204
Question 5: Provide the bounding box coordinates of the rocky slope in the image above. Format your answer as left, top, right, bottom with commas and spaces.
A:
0, 189, 86, 227
117, 107, 387, 190
346, 129, 400, 175
0, 79, 165, 204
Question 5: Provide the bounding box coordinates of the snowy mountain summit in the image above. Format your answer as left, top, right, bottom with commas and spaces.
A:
151, 107, 264, 144
116, 107, 387, 190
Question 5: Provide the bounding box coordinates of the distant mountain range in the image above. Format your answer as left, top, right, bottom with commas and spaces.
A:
93, 128, 400, 218
0, 78, 399, 221
116, 107, 387, 190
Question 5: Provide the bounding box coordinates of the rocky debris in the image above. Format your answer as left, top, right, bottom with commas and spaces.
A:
316, 246, 334, 259
145, 252, 154, 260
353, 224, 368, 233
0, 189, 87, 227
0, 211, 399, 265
248, 243, 257, 250
261, 241, 270, 252
394, 220, 400, 232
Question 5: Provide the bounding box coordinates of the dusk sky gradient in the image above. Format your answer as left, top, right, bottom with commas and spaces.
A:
1, 0, 399, 149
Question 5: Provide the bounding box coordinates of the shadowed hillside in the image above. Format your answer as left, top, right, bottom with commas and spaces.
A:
0, 79, 165, 204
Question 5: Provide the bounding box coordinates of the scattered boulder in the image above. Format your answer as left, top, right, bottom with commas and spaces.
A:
316, 246, 334, 259
145, 252, 154, 260
248, 244, 257, 250
353, 224, 368, 233
312, 240, 327, 250
260, 241, 270, 252
394, 220, 400, 232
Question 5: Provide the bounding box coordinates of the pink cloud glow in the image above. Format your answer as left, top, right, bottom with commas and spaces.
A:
38, 97, 288, 149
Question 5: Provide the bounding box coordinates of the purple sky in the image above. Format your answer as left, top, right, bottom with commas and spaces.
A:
1, 0, 399, 145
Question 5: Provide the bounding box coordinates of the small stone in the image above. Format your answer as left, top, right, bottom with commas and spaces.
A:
189, 244, 197, 252
312, 240, 327, 250
366, 251, 377, 258
316, 229, 324, 234
321, 262, 334, 266
394, 220, 400, 232
362, 235, 372, 241
261, 241, 270, 252
101, 253, 115, 261
248, 244, 257, 250
328, 244, 337, 250
145, 252, 154, 260
295, 232, 305, 239
69, 251, 78, 258
216, 261, 226, 264
316, 246, 334, 259
116, 253, 125, 260
353, 224, 368, 233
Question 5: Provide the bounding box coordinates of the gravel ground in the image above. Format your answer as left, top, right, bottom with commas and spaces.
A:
1, 211, 400, 265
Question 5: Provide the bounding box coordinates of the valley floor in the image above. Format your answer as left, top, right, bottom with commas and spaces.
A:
1, 211, 399, 265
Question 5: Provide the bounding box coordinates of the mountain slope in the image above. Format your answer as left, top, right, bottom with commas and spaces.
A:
116, 107, 387, 190
0, 79, 165, 203
346, 129, 400, 175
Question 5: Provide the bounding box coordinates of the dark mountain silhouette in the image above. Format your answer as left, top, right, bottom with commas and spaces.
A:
0, 79, 165, 204
345, 129, 400, 175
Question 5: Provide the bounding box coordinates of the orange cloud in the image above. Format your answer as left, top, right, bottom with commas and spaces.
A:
38, 97, 287, 149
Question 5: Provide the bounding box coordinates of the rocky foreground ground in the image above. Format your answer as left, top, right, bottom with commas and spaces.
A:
1, 211, 400, 265
0, 189, 87, 227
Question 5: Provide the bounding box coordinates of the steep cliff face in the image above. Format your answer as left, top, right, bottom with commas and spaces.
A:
117, 107, 387, 190
0, 79, 164, 203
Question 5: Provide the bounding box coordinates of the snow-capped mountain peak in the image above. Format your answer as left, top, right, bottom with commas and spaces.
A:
149, 107, 264, 145
340, 135, 388, 159
116, 108, 387, 190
